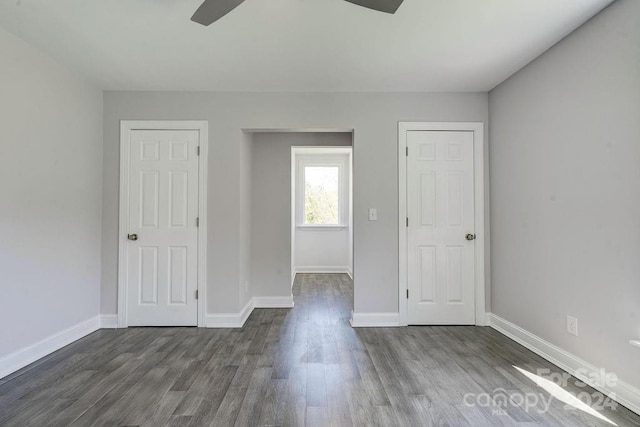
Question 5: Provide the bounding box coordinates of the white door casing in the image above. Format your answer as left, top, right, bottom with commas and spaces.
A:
399, 122, 485, 326
118, 121, 208, 327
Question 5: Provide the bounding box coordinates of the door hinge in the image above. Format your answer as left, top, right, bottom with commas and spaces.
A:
197, 146, 200, 156
406, 289, 409, 299
196, 217, 199, 227
195, 290, 199, 300
406, 146, 409, 156
406, 217, 409, 227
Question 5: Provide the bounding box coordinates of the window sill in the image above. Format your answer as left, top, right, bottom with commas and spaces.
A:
296, 225, 348, 231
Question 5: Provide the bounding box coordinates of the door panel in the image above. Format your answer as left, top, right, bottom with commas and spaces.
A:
407, 130, 475, 325
139, 246, 158, 305
126, 129, 199, 326
418, 245, 436, 303
168, 246, 188, 304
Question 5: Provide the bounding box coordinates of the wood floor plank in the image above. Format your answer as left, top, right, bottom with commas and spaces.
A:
286, 365, 307, 426
232, 367, 271, 426
257, 378, 288, 426
208, 385, 246, 427
305, 406, 329, 427
1, 273, 638, 426
324, 364, 353, 427
140, 390, 185, 427
305, 363, 327, 408
48, 356, 145, 426
185, 365, 237, 426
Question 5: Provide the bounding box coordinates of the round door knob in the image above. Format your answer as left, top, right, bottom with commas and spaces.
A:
465, 234, 476, 241
127, 233, 138, 241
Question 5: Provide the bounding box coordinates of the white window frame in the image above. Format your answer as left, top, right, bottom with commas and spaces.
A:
292, 147, 351, 230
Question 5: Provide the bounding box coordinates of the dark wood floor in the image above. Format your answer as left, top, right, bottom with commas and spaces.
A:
1, 274, 639, 426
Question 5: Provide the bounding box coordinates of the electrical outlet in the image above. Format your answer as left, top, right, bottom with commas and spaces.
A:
567, 315, 578, 336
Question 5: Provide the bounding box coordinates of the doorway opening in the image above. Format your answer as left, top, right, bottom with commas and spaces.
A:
291, 146, 353, 287
244, 130, 354, 314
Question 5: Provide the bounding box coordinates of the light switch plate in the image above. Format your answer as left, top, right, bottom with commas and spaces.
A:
368, 208, 377, 221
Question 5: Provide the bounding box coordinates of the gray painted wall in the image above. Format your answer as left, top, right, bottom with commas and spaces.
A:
251, 133, 352, 300
0, 28, 103, 358
489, 0, 640, 389
238, 132, 253, 310
102, 92, 489, 315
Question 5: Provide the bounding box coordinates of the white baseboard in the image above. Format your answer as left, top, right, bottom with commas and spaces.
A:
295, 266, 351, 274
350, 311, 400, 327
205, 295, 295, 328
346, 266, 353, 279
206, 298, 255, 328
254, 295, 295, 308
487, 313, 640, 415
0, 315, 101, 380
100, 314, 118, 329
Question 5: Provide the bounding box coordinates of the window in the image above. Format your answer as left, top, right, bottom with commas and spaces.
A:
294, 149, 350, 229
304, 166, 339, 225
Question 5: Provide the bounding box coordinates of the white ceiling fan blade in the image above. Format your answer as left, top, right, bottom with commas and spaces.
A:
191, 0, 246, 26
343, 0, 405, 14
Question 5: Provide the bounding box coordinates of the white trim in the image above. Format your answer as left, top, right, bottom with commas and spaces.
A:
296, 225, 347, 231
0, 316, 100, 380
346, 266, 353, 279
294, 266, 351, 274
205, 299, 255, 328
243, 128, 353, 134
350, 311, 400, 328
291, 148, 297, 288
398, 122, 486, 327
205, 296, 295, 328
488, 313, 640, 415
253, 296, 295, 308
630, 340, 640, 349
197, 123, 209, 329
118, 120, 208, 328
294, 151, 350, 228
100, 315, 118, 329
289, 146, 353, 155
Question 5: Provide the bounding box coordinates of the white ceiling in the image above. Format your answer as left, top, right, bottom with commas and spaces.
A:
0, 0, 613, 92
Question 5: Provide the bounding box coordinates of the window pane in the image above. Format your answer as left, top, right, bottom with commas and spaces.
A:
304, 166, 339, 225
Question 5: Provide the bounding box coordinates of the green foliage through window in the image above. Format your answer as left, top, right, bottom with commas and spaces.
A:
304, 166, 339, 225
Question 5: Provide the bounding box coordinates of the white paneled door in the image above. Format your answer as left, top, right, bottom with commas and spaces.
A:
125, 129, 200, 326
407, 130, 476, 325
